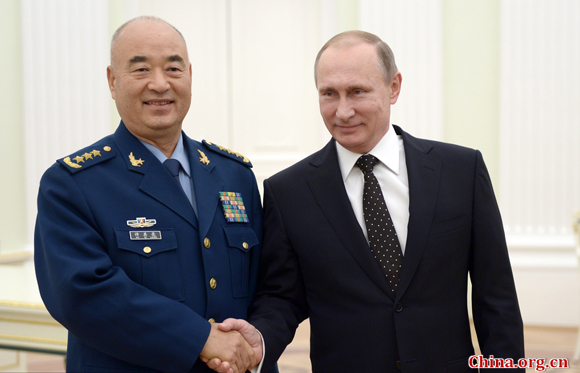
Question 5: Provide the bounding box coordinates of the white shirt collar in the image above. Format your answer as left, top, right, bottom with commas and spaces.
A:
336, 125, 401, 182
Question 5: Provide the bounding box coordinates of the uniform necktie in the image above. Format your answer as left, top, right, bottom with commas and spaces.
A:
163, 158, 198, 219
355, 154, 403, 293
163, 159, 182, 188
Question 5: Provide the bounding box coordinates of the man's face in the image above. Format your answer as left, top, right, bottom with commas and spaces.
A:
316, 43, 401, 154
107, 20, 192, 142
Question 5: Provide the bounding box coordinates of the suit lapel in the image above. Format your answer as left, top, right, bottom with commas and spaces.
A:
113, 123, 198, 228
393, 126, 441, 300
306, 140, 394, 298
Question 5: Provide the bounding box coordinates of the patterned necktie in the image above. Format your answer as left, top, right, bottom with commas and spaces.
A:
163, 159, 182, 187
355, 154, 403, 293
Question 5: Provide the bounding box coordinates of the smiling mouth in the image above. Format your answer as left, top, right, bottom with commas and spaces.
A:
145, 101, 172, 106
336, 123, 361, 129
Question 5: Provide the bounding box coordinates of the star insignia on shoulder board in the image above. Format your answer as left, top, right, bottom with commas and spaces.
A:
59, 145, 112, 173
64, 157, 82, 169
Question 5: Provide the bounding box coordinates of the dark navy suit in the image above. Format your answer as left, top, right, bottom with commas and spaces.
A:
249, 125, 524, 372
35, 122, 270, 372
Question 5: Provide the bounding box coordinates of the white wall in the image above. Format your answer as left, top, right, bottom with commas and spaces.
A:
8, 0, 580, 327
499, 0, 580, 326
21, 0, 111, 242
359, 0, 444, 142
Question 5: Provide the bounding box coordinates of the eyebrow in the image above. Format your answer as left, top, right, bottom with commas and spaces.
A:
317, 84, 334, 92
129, 55, 148, 65
168, 55, 184, 63
318, 84, 369, 93
128, 55, 185, 65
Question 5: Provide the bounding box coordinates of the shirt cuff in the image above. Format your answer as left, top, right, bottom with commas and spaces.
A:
250, 329, 266, 373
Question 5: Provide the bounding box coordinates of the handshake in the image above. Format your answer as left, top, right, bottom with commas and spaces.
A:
200, 318, 262, 373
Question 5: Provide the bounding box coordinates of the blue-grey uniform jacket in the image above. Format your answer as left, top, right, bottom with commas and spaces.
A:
35, 122, 272, 372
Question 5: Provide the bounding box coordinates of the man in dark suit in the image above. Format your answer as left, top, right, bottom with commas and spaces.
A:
210, 30, 524, 372
34, 16, 274, 373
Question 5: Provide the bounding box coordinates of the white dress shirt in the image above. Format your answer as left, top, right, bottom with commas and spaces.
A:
336, 125, 410, 253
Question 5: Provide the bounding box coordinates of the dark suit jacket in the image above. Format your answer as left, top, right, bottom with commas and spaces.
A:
35, 122, 268, 372
249, 125, 524, 373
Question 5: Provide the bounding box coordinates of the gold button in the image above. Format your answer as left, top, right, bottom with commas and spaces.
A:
143, 246, 152, 254
209, 278, 217, 289
208, 318, 216, 323
242, 242, 249, 250
204, 238, 211, 248
104, 146, 111, 152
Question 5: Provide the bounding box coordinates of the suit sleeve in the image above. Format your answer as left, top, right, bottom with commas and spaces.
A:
34, 165, 209, 372
247, 169, 264, 301
248, 179, 309, 372
469, 150, 525, 364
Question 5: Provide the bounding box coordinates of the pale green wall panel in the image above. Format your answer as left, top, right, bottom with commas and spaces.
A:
338, 0, 359, 31
443, 0, 501, 185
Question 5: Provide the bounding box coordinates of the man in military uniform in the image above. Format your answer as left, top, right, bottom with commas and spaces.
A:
34, 16, 270, 373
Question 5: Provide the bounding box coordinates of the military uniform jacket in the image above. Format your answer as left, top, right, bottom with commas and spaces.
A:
35, 122, 263, 372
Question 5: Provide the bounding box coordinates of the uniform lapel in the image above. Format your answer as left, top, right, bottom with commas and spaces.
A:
393, 126, 441, 301
113, 123, 198, 228
184, 136, 222, 240
306, 140, 394, 298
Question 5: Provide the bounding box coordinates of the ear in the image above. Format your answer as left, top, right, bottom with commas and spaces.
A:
106, 66, 116, 100
389, 72, 402, 105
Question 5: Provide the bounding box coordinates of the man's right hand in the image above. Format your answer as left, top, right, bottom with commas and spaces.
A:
199, 323, 257, 373
204, 319, 264, 373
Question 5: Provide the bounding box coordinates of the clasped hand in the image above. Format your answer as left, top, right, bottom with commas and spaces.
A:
200, 319, 263, 373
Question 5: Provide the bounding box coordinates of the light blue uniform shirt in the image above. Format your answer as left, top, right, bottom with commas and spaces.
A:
140, 134, 198, 216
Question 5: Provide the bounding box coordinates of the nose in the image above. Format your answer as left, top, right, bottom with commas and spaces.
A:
148, 69, 170, 93
336, 98, 355, 121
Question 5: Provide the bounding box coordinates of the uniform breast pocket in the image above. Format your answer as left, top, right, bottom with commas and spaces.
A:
222, 225, 259, 298
114, 229, 185, 301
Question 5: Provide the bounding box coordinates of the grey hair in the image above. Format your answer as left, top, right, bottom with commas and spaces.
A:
314, 30, 398, 85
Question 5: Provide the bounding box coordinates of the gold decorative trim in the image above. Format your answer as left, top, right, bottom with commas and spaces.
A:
0, 333, 67, 346
0, 317, 61, 327
198, 149, 210, 165
128, 152, 144, 167
0, 300, 46, 310
0, 251, 32, 260
63, 156, 82, 168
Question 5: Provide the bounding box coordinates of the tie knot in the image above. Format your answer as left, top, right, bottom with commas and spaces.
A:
355, 154, 379, 174
163, 158, 181, 177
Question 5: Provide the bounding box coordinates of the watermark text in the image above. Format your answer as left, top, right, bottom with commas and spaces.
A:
469, 355, 569, 371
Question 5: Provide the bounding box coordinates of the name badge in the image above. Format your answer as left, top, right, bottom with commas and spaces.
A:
130, 231, 162, 240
